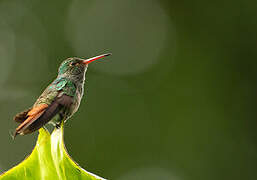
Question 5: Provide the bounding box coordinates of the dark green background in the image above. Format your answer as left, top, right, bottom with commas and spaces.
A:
0, 0, 257, 179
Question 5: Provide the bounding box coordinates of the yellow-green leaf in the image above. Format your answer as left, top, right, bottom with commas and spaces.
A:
0, 126, 105, 180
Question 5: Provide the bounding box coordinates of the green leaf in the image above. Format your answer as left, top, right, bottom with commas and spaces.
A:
0, 126, 105, 180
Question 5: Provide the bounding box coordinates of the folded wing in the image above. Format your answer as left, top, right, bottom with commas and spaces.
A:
14, 94, 73, 137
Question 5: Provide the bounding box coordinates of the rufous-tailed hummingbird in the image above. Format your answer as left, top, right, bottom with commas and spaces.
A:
13, 53, 111, 137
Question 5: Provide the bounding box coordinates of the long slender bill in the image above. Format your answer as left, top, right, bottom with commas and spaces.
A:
82, 53, 112, 64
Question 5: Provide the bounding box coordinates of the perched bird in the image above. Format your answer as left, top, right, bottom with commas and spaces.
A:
13, 53, 111, 137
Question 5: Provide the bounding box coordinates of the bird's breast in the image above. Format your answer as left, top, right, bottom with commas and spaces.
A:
69, 85, 84, 116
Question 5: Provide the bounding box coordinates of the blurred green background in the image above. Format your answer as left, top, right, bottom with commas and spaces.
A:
1, 0, 257, 179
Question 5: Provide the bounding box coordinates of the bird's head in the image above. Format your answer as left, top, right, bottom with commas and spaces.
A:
58, 53, 111, 77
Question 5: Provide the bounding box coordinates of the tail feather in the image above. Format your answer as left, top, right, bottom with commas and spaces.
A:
15, 111, 45, 137
14, 104, 48, 138
14, 108, 31, 123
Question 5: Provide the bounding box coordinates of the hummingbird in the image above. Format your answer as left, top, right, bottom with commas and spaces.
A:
13, 53, 111, 138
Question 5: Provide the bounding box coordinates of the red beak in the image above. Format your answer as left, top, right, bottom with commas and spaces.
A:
82, 53, 112, 64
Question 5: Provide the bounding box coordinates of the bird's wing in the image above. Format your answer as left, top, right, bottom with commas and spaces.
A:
14, 94, 73, 137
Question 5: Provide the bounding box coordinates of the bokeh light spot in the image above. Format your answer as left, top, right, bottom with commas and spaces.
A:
0, 25, 15, 86
118, 167, 180, 180
67, 0, 173, 75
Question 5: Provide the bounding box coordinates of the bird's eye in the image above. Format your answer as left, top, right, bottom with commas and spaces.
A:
69, 62, 76, 66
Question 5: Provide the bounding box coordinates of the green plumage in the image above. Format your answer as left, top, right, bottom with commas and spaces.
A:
34, 59, 87, 125
14, 53, 111, 137
14, 58, 88, 135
